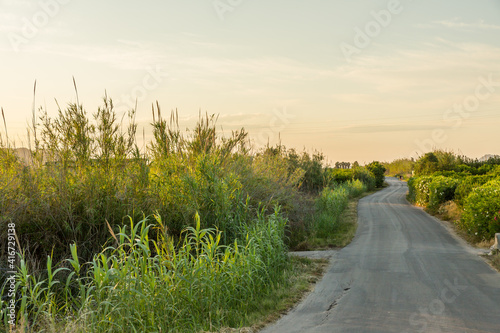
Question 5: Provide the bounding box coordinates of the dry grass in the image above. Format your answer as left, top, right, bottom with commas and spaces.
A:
490, 252, 500, 272
436, 200, 462, 222
434, 201, 498, 249
434, 200, 477, 245
481, 250, 500, 273
477, 238, 495, 249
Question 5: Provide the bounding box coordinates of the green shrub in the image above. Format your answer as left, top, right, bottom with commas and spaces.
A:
407, 177, 417, 203
428, 176, 460, 211
454, 175, 492, 207
366, 161, 386, 188
407, 176, 432, 206
325, 168, 354, 184
461, 180, 500, 240
414, 152, 439, 176
353, 167, 376, 191
346, 179, 366, 198
293, 150, 325, 193
325, 167, 375, 191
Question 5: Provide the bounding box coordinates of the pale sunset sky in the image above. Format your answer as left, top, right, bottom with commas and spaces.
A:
1, 0, 500, 164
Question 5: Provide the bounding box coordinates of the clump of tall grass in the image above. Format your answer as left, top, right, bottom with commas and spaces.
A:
312, 180, 366, 239
1, 209, 289, 332
345, 179, 367, 198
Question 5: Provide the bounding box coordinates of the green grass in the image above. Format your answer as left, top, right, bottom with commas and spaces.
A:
198, 256, 328, 333
3, 210, 291, 332
237, 256, 329, 333
291, 181, 378, 251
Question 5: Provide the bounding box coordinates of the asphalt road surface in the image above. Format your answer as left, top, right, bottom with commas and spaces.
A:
261, 178, 500, 333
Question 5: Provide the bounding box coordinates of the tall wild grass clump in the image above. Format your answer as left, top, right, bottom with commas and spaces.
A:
313, 180, 366, 239
1, 210, 289, 332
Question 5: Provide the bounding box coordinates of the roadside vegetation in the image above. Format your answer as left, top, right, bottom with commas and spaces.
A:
405, 150, 500, 243
383, 158, 414, 180
288, 161, 386, 250
0, 94, 383, 332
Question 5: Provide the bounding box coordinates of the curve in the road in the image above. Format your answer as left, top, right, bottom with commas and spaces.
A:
261, 178, 500, 333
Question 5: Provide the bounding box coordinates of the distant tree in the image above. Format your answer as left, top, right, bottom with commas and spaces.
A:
299, 150, 325, 192
334, 161, 351, 169
434, 150, 458, 171
414, 152, 438, 176
383, 158, 415, 178
366, 161, 386, 187
353, 161, 360, 168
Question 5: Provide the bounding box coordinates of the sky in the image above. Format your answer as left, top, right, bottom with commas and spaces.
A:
1, 0, 500, 164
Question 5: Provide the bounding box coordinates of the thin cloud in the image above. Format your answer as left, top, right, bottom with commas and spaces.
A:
433, 18, 500, 31
0, 0, 33, 9
339, 124, 437, 134
337, 40, 500, 95
27, 43, 168, 71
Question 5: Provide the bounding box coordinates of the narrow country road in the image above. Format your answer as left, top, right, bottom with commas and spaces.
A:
261, 178, 500, 333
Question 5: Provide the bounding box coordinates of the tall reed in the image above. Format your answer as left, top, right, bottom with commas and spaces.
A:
2, 209, 289, 332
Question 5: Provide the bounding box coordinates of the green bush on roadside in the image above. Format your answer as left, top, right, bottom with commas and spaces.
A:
428, 176, 460, 211
454, 175, 492, 207
366, 161, 386, 188
461, 180, 500, 240
325, 167, 376, 191
407, 176, 432, 206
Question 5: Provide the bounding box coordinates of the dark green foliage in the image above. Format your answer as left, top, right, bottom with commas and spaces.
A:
299, 151, 325, 192
414, 152, 439, 176
428, 176, 460, 211
454, 175, 492, 207
283, 147, 325, 193
326, 168, 354, 184
4, 211, 291, 332
353, 167, 376, 190
366, 161, 386, 188
324, 166, 376, 191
